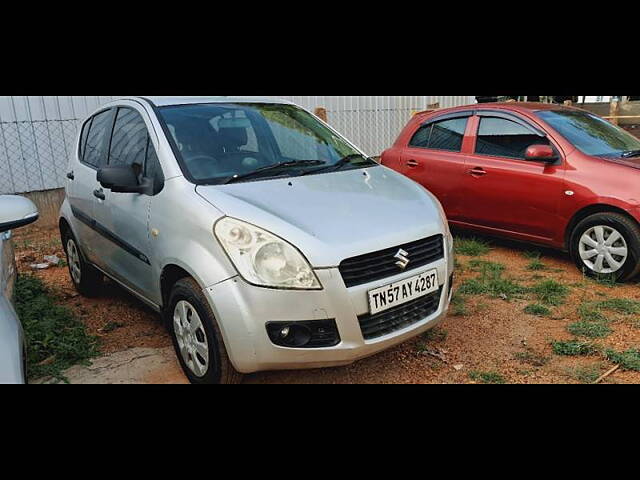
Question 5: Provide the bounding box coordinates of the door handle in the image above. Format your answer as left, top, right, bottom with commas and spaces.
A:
93, 188, 105, 200
468, 167, 487, 177
406, 159, 420, 168
66, 171, 74, 180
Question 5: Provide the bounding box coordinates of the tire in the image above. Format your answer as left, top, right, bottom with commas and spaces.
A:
569, 212, 640, 282
167, 277, 242, 384
61, 226, 104, 296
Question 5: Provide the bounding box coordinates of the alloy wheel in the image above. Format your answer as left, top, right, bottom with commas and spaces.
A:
173, 300, 210, 377
66, 238, 82, 284
578, 225, 628, 274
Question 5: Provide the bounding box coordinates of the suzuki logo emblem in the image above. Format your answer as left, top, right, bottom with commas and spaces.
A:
394, 249, 410, 270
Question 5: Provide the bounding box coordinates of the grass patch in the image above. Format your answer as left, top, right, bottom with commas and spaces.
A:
604, 348, 640, 371
450, 292, 468, 316
530, 280, 569, 306
459, 260, 525, 300
595, 298, 640, 315
14, 275, 98, 382
591, 273, 619, 288
422, 327, 448, 343
454, 237, 491, 256
469, 370, 506, 384
526, 258, 547, 271
551, 340, 597, 356
514, 350, 549, 367
524, 303, 551, 317
567, 364, 603, 383
567, 320, 612, 338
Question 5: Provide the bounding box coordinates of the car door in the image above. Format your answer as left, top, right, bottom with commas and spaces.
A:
458, 112, 566, 241
399, 113, 473, 222
92, 105, 160, 301
66, 108, 115, 264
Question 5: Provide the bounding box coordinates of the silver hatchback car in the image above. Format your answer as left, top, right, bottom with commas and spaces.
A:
1, 195, 39, 384
59, 97, 454, 384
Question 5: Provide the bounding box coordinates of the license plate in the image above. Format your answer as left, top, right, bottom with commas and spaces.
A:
367, 269, 439, 315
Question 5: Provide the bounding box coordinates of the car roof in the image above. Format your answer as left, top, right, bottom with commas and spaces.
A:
133, 96, 295, 107
418, 101, 582, 117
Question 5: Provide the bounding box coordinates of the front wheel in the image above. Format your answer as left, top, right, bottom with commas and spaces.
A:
570, 212, 640, 282
168, 278, 242, 384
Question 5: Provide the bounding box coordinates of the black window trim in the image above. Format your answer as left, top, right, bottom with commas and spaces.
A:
408, 111, 473, 153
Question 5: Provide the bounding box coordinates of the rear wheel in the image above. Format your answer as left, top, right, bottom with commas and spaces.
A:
167, 277, 242, 384
570, 212, 640, 282
61, 227, 103, 296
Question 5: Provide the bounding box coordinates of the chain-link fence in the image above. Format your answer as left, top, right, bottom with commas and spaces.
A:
0, 119, 80, 195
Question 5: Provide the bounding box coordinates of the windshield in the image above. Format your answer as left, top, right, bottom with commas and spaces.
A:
536, 109, 640, 157
158, 102, 375, 184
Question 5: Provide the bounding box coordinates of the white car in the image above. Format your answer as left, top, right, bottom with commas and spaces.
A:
0, 195, 39, 384
59, 97, 454, 384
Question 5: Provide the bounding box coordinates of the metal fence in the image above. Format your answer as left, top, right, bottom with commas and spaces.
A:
0, 118, 81, 195
0, 96, 476, 195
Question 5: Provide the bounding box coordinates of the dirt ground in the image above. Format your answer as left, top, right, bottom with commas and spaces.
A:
14, 226, 640, 384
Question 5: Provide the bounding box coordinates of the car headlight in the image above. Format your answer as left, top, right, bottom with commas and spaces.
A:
214, 217, 322, 290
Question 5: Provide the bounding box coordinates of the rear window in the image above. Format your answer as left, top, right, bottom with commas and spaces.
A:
409, 118, 467, 152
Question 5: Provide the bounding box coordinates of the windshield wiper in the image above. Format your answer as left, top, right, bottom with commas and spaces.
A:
621, 149, 640, 158
222, 160, 325, 184
299, 154, 376, 176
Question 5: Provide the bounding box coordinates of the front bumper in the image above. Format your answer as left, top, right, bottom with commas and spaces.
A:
204, 256, 453, 374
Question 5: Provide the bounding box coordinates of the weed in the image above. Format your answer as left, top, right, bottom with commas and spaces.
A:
514, 350, 549, 367
551, 340, 597, 356
459, 260, 525, 300
523, 250, 542, 260
567, 364, 603, 383
468, 370, 506, 384
604, 348, 640, 371
524, 303, 551, 317
14, 275, 98, 382
422, 327, 448, 343
530, 280, 569, 306
454, 237, 491, 256
595, 298, 640, 315
567, 320, 612, 338
450, 293, 468, 316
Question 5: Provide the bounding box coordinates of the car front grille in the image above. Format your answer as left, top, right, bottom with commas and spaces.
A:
339, 235, 444, 288
358, 287, 443, 340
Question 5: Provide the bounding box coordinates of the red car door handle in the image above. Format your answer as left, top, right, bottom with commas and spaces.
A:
406, 159, 420, 168
468, 167, 487, 176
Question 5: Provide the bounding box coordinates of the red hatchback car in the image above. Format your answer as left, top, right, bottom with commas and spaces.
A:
381, 103, 640, 281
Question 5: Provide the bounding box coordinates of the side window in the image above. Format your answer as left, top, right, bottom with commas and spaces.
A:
409, 118, 468, 152
78, 118, 92, 162
109, 108, 149, 167
145, 136, 162, 181
409, 124, 431, 148
83, 109, 113, 168
475, 117, 550, 159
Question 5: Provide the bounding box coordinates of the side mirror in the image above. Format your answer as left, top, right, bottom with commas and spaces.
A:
525, 144, 558, 163
97, 165, 151, 194
0, 195, 39, 233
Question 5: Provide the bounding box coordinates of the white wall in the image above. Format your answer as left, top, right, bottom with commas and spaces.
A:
0, 95, 476, 194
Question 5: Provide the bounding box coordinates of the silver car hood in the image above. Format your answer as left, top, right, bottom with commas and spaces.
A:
196, 166, 445, 267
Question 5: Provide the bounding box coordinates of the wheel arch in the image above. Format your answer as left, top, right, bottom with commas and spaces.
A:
564, 203, 639, 251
